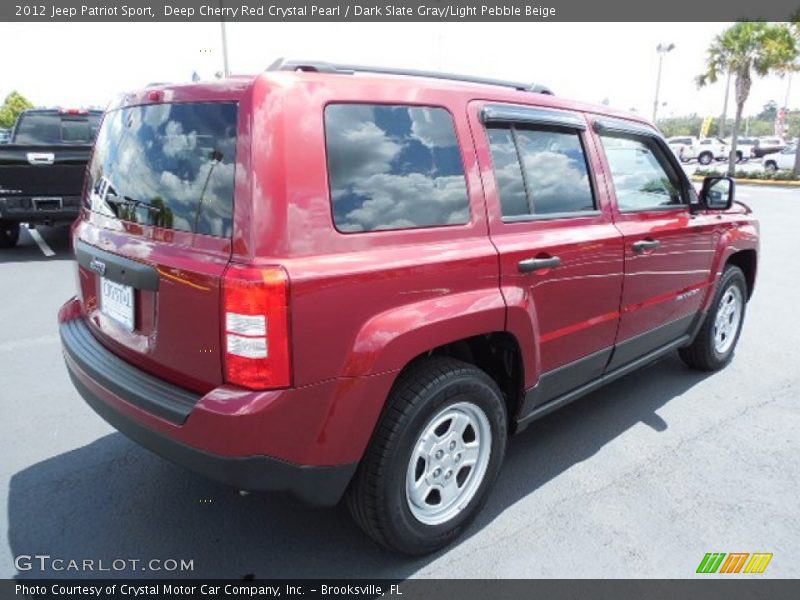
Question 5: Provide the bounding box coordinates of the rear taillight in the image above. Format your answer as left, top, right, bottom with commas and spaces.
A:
222, 265, 291, 390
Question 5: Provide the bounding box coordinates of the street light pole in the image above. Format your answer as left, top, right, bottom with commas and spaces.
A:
652, 42, 675, 123
219, 0, 230, 77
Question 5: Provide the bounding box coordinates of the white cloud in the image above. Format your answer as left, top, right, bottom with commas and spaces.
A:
339, 172, 469, 232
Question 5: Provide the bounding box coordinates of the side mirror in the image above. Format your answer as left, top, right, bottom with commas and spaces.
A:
700, 176, 734, 210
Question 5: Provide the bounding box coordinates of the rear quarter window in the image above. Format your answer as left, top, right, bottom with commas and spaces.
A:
324, 104, 470, 233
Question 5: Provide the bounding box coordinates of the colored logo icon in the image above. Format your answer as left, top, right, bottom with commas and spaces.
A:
697, 553, 773, 574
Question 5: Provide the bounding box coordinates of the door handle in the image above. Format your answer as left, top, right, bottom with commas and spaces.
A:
632, 239, 660, 253
518, 256, 561, 273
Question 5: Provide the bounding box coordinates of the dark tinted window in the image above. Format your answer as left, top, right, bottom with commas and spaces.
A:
87, 102, 237, 238
600, 135, 683, 211
486, 125, 594, 217
14, 112, 101, 144
325, 104, 469, 232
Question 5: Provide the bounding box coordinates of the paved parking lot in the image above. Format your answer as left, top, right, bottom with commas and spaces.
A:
1, 184, 798, 579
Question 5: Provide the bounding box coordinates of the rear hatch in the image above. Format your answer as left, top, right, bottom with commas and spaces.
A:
74, 100, 239, 393
0, 110, 100, 201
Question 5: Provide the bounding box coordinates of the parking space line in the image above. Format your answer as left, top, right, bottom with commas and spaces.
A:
27, 227, 56, 257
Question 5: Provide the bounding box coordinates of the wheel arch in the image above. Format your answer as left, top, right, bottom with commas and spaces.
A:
726, 248, 757, 300
337, 328, 527, 468
408, 331, 526, 429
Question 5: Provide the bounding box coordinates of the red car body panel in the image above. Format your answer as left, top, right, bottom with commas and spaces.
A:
59, 71, 759, 502
469, 103, 625, 388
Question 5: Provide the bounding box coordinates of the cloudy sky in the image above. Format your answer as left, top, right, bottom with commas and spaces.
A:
0, 21, 795, 119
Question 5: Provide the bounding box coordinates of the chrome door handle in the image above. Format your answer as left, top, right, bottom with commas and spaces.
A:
632, 239, 660, 253
518, 256, 561, 273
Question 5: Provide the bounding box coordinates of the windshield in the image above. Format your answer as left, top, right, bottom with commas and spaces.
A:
14, 112, 101, 144
86, 102, 238, 238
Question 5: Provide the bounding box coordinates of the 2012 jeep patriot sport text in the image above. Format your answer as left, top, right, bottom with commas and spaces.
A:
59, 61, 759, 555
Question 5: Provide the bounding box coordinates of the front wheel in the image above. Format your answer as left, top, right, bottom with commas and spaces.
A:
764, 160, 778, 174
679, 266, 747, 371
346, 357, 507, 555
698, 152, 713, 166
0, 220, 20, 249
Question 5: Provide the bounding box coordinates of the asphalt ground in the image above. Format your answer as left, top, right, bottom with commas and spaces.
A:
1, 183, 798, 578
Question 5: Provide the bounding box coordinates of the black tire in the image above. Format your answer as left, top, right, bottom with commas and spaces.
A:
764, 160, 778, 174
698, 152, 713, 166
0, 220, 20, 249
346, 357, 507, 555
679, 266, 747, 371
736, 150, 744, 163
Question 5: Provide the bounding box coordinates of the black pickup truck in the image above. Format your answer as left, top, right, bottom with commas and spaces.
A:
0, 108, 102, 248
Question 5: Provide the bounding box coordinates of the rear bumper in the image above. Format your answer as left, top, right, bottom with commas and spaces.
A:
0, 196, 79, 223
59, 312, 357, 506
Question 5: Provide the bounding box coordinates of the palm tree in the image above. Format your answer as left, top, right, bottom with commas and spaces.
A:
697, 22, 798, 176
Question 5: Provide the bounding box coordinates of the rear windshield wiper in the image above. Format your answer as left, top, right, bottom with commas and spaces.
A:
105, 193, 164, 215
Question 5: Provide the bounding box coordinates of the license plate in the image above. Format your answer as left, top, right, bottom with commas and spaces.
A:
100, 278, 135, 331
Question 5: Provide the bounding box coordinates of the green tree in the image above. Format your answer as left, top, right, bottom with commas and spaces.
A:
697, 22, 798, 175
756, 100, 779, 120
0, 91, 34, 129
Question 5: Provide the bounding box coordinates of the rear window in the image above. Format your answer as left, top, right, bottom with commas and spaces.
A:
87, 102, 237, 238
324, 103, 469, 233
14, 112, 101, 144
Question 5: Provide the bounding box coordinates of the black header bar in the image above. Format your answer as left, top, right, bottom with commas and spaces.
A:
3, 0, 800, 22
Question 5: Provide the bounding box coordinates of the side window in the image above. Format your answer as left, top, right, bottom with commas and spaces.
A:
486, 124, 595, 218
486, 128, 529, 216
324, 104, 470, 233
600, 135, 685, 211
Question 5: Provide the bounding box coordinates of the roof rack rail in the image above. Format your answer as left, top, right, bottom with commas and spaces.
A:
266, 58, 554, 95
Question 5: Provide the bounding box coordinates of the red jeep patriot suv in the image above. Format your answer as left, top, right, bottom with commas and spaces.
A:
59, 60, 759, 555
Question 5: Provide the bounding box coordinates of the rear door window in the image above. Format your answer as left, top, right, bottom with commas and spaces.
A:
486, 124, 595, 218
87, 102, 237, 238
324, 104, 470, 232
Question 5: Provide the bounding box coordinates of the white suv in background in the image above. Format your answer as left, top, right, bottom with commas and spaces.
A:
729, 137, 757, 161
763, 144, 797, 172
694, 137, 728, 165
666, 136, 696, 162
666, 136, 727, 164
